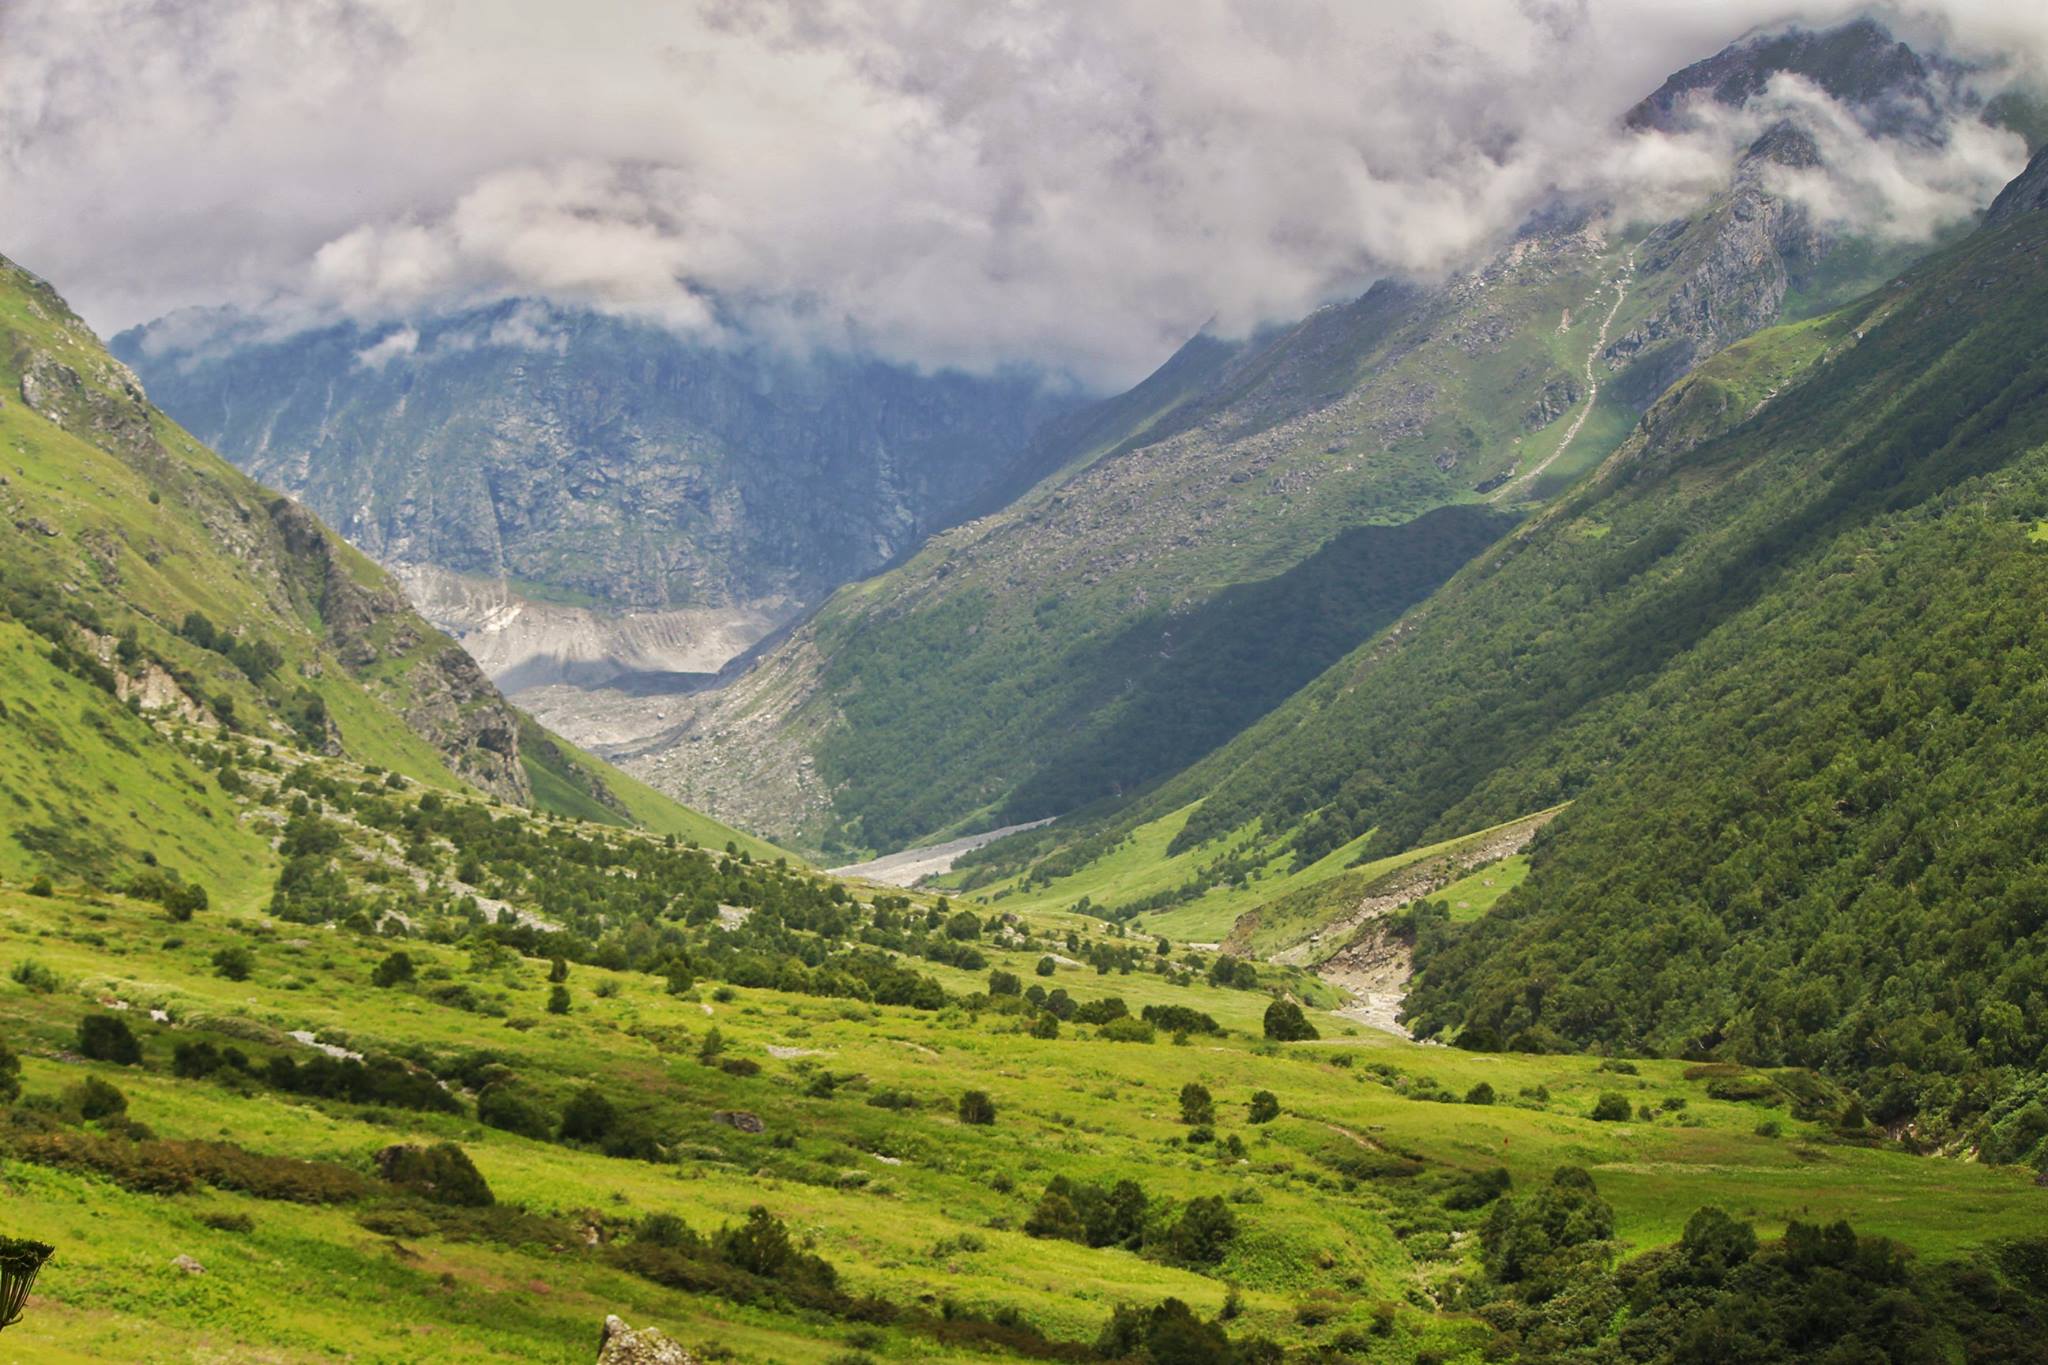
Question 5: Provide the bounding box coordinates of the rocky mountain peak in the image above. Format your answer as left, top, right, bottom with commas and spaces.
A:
1986, 143, 2048, 224
1625, 17, 1946, 140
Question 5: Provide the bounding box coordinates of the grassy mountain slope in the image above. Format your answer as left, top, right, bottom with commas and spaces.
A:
0, 253, 781, 887
630, 21, 1992, 858
979, 181, 2048, 1133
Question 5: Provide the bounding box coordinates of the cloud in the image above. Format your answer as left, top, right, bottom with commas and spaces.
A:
2, 0, 2043, 386
352, 324, 418, 369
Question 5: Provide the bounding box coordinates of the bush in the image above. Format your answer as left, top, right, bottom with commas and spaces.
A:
477, 1083, 554, 1140
201, 1211, 255, 1234
958, 1090, 996, 1126
1097, 1017, 1156, 1044
1465, 1081, 1496, 1105
1035, 956, 1056, 977
0, 1039, 19, 1104
78, 1014, 142, 1065
1262, 1000, 1319, 1042
547, 985, 571, 1015
10, 959, 59, 993
987, 969, 1021, 997
1140, 1004, 1222, 1035
1165, 1196, 1239, 1265
212, 946, 255, 982
1029, 1013, 1059, 1040
371, 951, 415, 987
27, 876, 53, 897
1590, 1092, 1633, 1122
1248, 1090, 1279, 1123
560, 1086, 618, 1143
66, 1076, 128, 1120
374, 1142, 494, 1207
1179, 1082, 1215, 1126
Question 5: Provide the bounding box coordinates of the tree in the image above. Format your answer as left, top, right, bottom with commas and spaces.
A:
959, 1089, 996, 1125
945, 910, 982, 941
1248, 1090, 1279, 1124
1166, 1196, 1238, 1266
1590, 1092, 1632, 1122
77, 1014, 141, 1066
212, 946, 254, 981
547, 957, 569, 983
547, 984, 571, 1014
65, 1076, 127, 1121
559, 1085, 617, 1142
1262, 999, 1318, 1042
371, 951, 415, 988
1179, 1082, 1215, 1126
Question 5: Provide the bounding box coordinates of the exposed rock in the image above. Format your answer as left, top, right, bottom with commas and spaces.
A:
116, 301, 1076, 686
1987, 144, 2048, 226
171, 1254, 205, 1275
595, 1315, 697, 1365
711, 1110, 764, 1133
267, 498, 531, 804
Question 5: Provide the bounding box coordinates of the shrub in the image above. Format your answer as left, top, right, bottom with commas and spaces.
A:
1465, 1082, 1496, 1105
1179, 1082, 1215, 1126
1029, 1013, 1059, 1040
638, 1212, 701, 1250
1165, 1197, 1239, 1265
1097, 1017, 1156, 1044
547, 957, 569, 983
987, 970, 1021, 997
1141, 1004, 1222, 1035
371, 951, 415, 987
66, 1076, 128, 1120
1073, 997, 1129, 1025
212, 946, 255, 982
477, 1083, 554, 1140
201, 1211, 255, 1234
1590, 1092, 1632, 1122
718, 1057, 761, 1078
958, 1090, 996, 1126
0, 1038, 19, 1104
1262, 1000, 1319, 1042
1035, 956, 1056, 977
27, 876, 53, 897
559, 1086, 618, 1143
375, 1142, 494, 1207
10, 959, 59, 993
547, 985, 571, 1015
1443, 1166, 1513, 1211
1248, 1091, 1279, 1124
78, 1014, 141, 1065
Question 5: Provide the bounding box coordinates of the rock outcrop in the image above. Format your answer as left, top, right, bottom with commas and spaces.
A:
595, 1315, 697, 1365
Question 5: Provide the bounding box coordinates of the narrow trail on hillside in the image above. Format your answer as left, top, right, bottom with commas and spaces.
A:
1493, 245, 1637, 504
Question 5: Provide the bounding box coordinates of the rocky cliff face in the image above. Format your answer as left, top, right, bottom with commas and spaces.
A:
267, 499, 530, 803
115, 303, 1077, 683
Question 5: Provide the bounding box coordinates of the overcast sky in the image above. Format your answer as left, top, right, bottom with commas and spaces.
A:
2, 0, 2043, 386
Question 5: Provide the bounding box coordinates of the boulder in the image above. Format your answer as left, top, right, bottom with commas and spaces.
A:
711, 1110, 764, 1133
171, 1254, 205, 1275
595, 1315, 697, 1365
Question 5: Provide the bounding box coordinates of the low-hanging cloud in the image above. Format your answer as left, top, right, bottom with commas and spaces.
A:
1, 0, 2043, 387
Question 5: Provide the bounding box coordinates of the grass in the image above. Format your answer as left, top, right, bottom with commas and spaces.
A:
1435, 857, 1529, 924
3, 868, 2042, 1362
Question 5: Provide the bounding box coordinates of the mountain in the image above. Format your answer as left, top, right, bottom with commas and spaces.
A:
953, 132, 2048, 1132
618, 19, 2000, 857
114, 301, 1079, 690
0, 252, 779, 892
